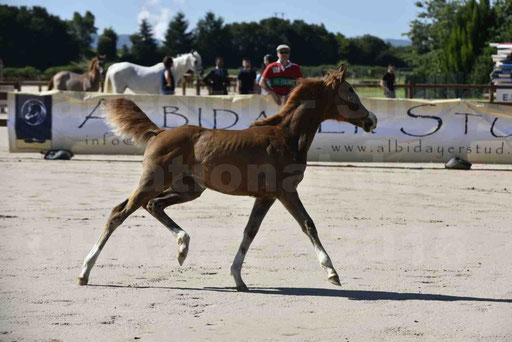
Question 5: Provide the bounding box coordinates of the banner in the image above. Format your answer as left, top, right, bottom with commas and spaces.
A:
7, 91, 512, 163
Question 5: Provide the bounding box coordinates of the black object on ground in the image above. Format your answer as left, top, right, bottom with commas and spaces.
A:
43, 150, 74, 160
445, 157, 471, 170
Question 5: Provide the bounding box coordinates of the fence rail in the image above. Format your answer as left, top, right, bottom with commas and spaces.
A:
1, 78, 512, 126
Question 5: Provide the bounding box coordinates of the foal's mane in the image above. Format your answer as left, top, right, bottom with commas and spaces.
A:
251, 69, 346, 127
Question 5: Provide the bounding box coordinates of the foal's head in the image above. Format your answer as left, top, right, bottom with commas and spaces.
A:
90, 55, 106, 75
323, 65, 377, 132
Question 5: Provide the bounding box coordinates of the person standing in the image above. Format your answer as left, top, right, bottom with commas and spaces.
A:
256, 54, 272, 95
259, 44, 302, 105
202, 57, 230, 95
237, 58, 257, 94
161, 56, 175, 95
380, 64, 396, 98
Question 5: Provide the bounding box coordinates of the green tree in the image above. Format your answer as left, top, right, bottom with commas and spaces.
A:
403, 0, 512, 87
130, 19, 159, 65
67, 11, 97, 57
193, 12, 232, 67
406, 0, 459, 54
490, 0, 512, 42
225, 21, 263, 67
224, 17, 341, 68
343, 35, 405, 66
445, 0, 494, 74
119, 44, 131, 61
335, 33, 348, 61
97, 27, 118, 61
0, 5, 80, 69
164, 12, 193, 55
286, 20, 339, 66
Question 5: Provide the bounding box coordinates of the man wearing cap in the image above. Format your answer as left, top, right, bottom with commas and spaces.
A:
259, 44, 302, 105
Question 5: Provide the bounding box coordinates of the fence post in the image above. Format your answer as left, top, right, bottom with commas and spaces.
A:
408, 81, 414, 99
489, 84, 494, 103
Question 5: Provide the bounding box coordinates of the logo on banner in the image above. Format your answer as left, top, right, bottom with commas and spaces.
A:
21, 99, 47, 126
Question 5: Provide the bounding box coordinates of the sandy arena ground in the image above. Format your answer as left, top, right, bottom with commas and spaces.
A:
0, 126, 511, 341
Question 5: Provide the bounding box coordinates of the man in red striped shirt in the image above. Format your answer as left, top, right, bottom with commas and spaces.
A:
259, 44, 303, 105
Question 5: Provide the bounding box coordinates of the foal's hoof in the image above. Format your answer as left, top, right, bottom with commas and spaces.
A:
177, 234, 190, 266
328, 274, 341, 286
77, 277, 88, 286
177, 252, 187, 266
236, 284, 249, 292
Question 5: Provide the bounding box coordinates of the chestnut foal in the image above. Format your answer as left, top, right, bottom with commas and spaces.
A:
78, 65, 377, 291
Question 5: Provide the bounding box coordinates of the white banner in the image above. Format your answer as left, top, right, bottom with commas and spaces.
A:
7, 91, 512, 163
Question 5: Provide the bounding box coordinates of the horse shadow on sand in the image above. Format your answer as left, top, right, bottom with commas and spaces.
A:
88, 284, 512, 303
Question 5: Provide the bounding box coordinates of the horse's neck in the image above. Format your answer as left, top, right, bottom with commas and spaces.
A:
88, 67, 101, 86
173, 55, 190, 79
282, 101, 325, 159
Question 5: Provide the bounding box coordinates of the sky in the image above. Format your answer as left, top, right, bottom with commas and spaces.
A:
3, 0, 420, 41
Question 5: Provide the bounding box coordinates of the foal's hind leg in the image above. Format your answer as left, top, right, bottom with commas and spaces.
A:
145, 176, 204, 266
231, 197, 276, 291
278, 191, 341, 286
78, 187, 159, 285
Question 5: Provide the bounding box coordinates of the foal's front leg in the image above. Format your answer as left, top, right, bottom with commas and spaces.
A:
278, 191, 341, 286
231, 197, 276, 291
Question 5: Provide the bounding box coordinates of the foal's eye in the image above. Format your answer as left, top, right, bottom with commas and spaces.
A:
348, 102, 360, 111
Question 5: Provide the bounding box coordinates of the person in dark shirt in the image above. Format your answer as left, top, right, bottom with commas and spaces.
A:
202, 57, 230, 95
237, 58, 257, 94
161, 56, 175, 95
380, 64, 396, 98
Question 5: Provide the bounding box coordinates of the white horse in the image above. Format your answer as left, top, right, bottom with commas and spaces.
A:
104, 51, 203, 94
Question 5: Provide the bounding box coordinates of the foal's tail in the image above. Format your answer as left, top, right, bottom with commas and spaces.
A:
103, 98, 164, 145
47, 77, 54, 91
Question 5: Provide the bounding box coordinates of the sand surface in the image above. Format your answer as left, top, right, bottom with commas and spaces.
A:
0, 127, 511, 341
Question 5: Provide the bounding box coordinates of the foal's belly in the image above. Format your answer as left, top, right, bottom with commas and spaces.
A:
193, 149, 303, 197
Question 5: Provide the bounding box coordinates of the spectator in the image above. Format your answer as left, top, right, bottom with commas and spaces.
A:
161, 56, 175, 95
256, 54, 273, 95
203, 57, 230, 95
380, 64, 396, 98
237, 58, 257, 94
259, 44, 302, 105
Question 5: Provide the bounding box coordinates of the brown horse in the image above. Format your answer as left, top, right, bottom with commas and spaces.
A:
78, 65, 377, 291
48, 55, 105, 91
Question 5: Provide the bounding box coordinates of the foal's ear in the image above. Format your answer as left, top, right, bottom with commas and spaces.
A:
338, 64, 347, 82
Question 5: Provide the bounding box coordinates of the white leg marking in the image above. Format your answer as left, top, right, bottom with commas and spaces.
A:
79, 243, 101, 279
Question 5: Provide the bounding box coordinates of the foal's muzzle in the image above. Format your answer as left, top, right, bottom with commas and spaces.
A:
363, 112, 377, 132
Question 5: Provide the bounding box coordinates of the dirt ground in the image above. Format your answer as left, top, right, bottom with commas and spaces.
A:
0, 126, 511, 341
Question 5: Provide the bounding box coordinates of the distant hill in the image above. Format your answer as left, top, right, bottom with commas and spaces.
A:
91, 34, 410, 50
91, 34, 163, 49
385, 39, 411, 47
